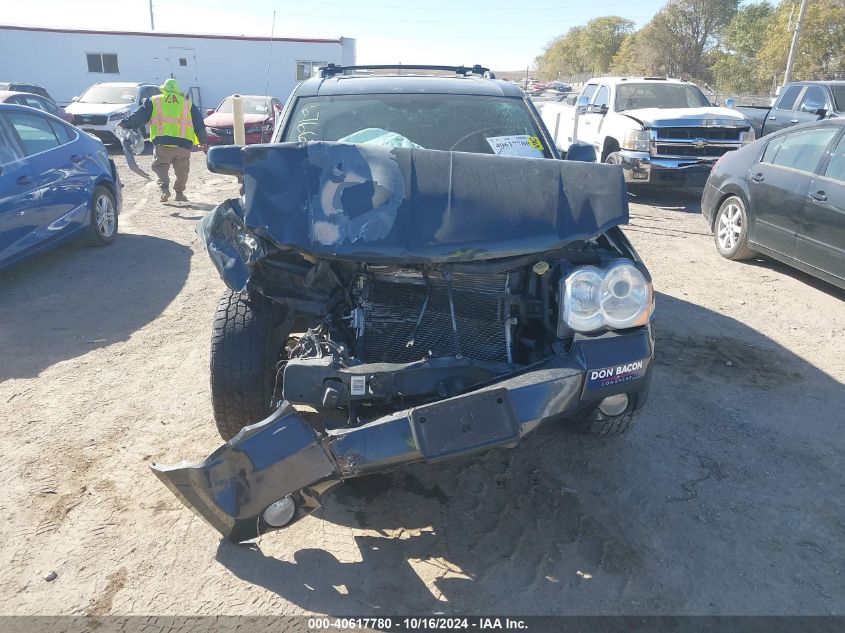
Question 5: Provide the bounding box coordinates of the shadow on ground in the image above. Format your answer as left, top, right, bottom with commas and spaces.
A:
628, 187, 703, 214
214, 293, 845, 615
741, 256, 845, 298
0, 234, 191, 381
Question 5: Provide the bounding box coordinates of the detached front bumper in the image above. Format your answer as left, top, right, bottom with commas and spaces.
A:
619, 150, 717, 187
152, 326, 653, 542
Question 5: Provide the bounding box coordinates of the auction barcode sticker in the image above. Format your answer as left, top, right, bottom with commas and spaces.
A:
485, 135, 544, 158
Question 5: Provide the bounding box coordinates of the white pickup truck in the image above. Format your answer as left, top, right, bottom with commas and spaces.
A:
541, 77, 756, 187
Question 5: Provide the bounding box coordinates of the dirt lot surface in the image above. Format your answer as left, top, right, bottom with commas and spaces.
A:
1, 151, 843, 616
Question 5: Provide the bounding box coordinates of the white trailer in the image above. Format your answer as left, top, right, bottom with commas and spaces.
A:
0, 24, 356, 109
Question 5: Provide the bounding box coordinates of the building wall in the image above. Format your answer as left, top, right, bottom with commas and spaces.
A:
0, 26, 356, 107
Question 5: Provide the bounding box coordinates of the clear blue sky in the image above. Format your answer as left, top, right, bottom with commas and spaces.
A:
3, 0, 670, 69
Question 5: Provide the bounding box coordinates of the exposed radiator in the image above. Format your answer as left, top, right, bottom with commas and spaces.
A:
357, 271, 510, 364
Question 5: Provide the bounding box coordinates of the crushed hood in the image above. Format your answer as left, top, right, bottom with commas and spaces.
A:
620, 106, 750, 128
220, 142, 628, 264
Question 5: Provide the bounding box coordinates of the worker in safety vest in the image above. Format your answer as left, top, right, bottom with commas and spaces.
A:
120, 78, 208, 202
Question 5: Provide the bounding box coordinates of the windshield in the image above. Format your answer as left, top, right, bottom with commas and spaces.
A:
832, 86, 845, 111
216, 97, 271, 114
615, 83, 710, 111
282, 94, 552, 156
78, 85, 137, 104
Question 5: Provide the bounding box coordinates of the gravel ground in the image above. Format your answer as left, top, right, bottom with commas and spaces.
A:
0, 151, 843, 616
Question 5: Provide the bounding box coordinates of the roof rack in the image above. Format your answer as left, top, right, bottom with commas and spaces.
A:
318, 64, 496, 79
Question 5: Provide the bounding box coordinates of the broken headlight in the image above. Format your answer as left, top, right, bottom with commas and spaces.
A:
560, 261, 653, 333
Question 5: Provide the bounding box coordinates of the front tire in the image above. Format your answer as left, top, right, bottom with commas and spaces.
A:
714, 195, 756, 260
562, 409, 637, 438
86, 185, 118, 246
605, 151, 622, 165
210, 290, 276, 440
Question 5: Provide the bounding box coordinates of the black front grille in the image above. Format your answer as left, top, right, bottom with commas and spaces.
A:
359, 272, 509, 364
655, 144, 734, 158
656, 127, 741, 141
76, 115, 108, 126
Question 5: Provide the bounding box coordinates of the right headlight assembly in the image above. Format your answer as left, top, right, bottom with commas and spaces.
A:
561, 261, 653, 333
621, 129, 650, 152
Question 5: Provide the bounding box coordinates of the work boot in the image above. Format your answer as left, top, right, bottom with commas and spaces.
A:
160, 190, 170, 202
175, 192, 188, 202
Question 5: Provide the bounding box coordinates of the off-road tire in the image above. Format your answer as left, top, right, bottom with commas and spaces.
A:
86, 185, 118, 246
714, 195, 757, 261
210, 290, 275, 440
563, 410, 637, 438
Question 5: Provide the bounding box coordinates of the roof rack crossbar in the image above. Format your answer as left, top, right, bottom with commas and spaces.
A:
318, 64, 495, 79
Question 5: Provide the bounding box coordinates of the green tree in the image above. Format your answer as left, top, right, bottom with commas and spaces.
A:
712, 2, 776, 92
640, 0, 740, 80
535, 27, 588, 80
582, 16, 636, 72
757, 0, 845, 84
535, 16, 634, 79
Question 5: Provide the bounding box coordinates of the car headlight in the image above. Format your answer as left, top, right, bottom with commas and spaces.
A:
741, 127, 756, 145
621, 129, 650, 152
107, 111, 130, 121
561, 261, 653, 333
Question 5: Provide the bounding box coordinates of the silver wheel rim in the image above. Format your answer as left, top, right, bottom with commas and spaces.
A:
717, 201, 742, 251
95, 194, 116, 237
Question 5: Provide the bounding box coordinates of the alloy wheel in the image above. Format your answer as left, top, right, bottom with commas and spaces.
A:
717, 202, 742, 251
95, 194, 116, 238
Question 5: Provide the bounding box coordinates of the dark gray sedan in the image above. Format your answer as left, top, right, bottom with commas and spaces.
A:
701, 118, 845, 290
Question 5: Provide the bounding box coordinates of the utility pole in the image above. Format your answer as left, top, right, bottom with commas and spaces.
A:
783, 0, 808, 86
149, 0, 155, 30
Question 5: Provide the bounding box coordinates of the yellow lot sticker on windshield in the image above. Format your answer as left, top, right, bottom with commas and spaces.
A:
527, 136, 544, 151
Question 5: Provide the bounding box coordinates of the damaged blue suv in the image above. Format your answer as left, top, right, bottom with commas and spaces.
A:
153, 65, 655, 542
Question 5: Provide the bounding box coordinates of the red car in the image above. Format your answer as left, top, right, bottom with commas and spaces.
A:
204, 95, 282, 146
0, 90, 73, 123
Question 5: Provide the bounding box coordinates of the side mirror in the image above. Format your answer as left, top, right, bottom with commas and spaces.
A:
725, 98, 736, 109
566, 142, 597, 162
800, 101, 822, 114
575, 95, 590, 108
207, 145, 243, 176
206, 108, 215, 116
71, 96, 79, 102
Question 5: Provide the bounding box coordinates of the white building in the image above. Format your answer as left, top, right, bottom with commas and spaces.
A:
0, 24, 356, 107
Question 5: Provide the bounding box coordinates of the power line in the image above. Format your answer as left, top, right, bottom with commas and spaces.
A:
176, 0, 647, 13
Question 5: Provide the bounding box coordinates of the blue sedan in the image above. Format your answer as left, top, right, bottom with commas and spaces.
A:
0, 103, 121, 270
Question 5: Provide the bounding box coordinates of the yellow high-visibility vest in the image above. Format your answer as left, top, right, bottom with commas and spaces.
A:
149, 93, 199, 144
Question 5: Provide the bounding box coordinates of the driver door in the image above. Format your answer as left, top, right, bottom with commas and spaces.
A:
791, 86, 831, 127
578, 84, 609, 154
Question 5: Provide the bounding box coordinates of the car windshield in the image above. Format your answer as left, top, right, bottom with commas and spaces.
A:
831, 85, 845, 111
615, 83, 711, 110
78, 85, 137, 104
216, 97, 270, 114
282, 94, 551, 156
